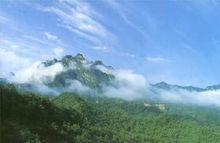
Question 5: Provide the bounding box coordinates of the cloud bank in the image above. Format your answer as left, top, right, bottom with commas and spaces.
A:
11, 62, 64, 84
4, 57, 220, 107
155, 88, 220, 107
101, 69, 149, 100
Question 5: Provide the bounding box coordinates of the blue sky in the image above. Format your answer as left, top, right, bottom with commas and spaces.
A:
0, 0, 220, 87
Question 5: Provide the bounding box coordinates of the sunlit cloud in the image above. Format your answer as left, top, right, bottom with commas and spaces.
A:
0, 48, 32, 77
145, 57, 172, 63
53, 47, 65, 58
42, 0, 116, 51
44, 32, 58, 41
90, 46, 109, 52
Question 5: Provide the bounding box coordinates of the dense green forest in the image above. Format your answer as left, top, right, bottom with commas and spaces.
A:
1, 83, 220, 143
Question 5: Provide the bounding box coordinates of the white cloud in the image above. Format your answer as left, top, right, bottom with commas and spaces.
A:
65, 25, 100, 44
8, 61, 65, 95
44, 1, 113, 41
145, 57, 171, 63
102, 69, 149, 100
0, 48, 31, 77
155, 88, 220, 107
90, 46, 109, 52
0, 36, 67, 79
53, 47, 65, 58
95, 65, 114, 75
42, 0, 116, 51
65, 79, 91, 93
0, 35, 65, 60
121, 52, 135, 58
12, 62, 64, 84
44, 32, 58, 40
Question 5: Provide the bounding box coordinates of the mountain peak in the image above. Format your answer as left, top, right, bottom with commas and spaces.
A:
154, 81, 169, 87
156, 81, 168, 85
74, 53, 85, 61
43, 58, 59, 67
93, 60, 104, 66
62, 55, 73, 59
61, 53, 87, 66
153, 82, 213, 92
153, 81, 171, 90
38, 53, 115, 90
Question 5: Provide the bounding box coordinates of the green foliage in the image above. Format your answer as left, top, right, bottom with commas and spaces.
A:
0, 84, 83, 142
1, 83, 220, 143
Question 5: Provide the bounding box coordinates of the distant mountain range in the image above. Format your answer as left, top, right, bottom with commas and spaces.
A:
152, 81, 220, 92
1, 53, 220, 94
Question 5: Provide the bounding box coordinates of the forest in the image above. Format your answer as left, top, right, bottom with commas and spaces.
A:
1, 83, 220, 143
1, 0, 220, 143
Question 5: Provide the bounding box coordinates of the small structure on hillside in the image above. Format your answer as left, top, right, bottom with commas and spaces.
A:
155, 104, 166, 111
144, 102, 152, 107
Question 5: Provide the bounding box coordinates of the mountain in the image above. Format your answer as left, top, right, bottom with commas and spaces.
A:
45, 54, 114, 90
9, 53, 220, 96
2, 55, 220, 142
206, 84, 220, 90
152, 81, 220, 92
13, 53, 115, 94
1, 83, 220, 143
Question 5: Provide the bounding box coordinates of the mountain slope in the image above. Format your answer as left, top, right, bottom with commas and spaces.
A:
1, 83, 220, 143
45, 54, 114, 89
12, 54, 115, 95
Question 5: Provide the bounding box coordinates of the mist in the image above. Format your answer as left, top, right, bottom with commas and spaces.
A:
4, 58, 220, 107
155, 88, 220, 107
100, 69, 149, 100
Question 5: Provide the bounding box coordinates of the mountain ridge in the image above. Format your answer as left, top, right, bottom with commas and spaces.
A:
152, 81, 220, 92
2, 53, 220, 95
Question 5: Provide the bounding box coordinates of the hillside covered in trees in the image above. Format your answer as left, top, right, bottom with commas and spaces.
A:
1, 83, 220, 143
2, 0, 220, 142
